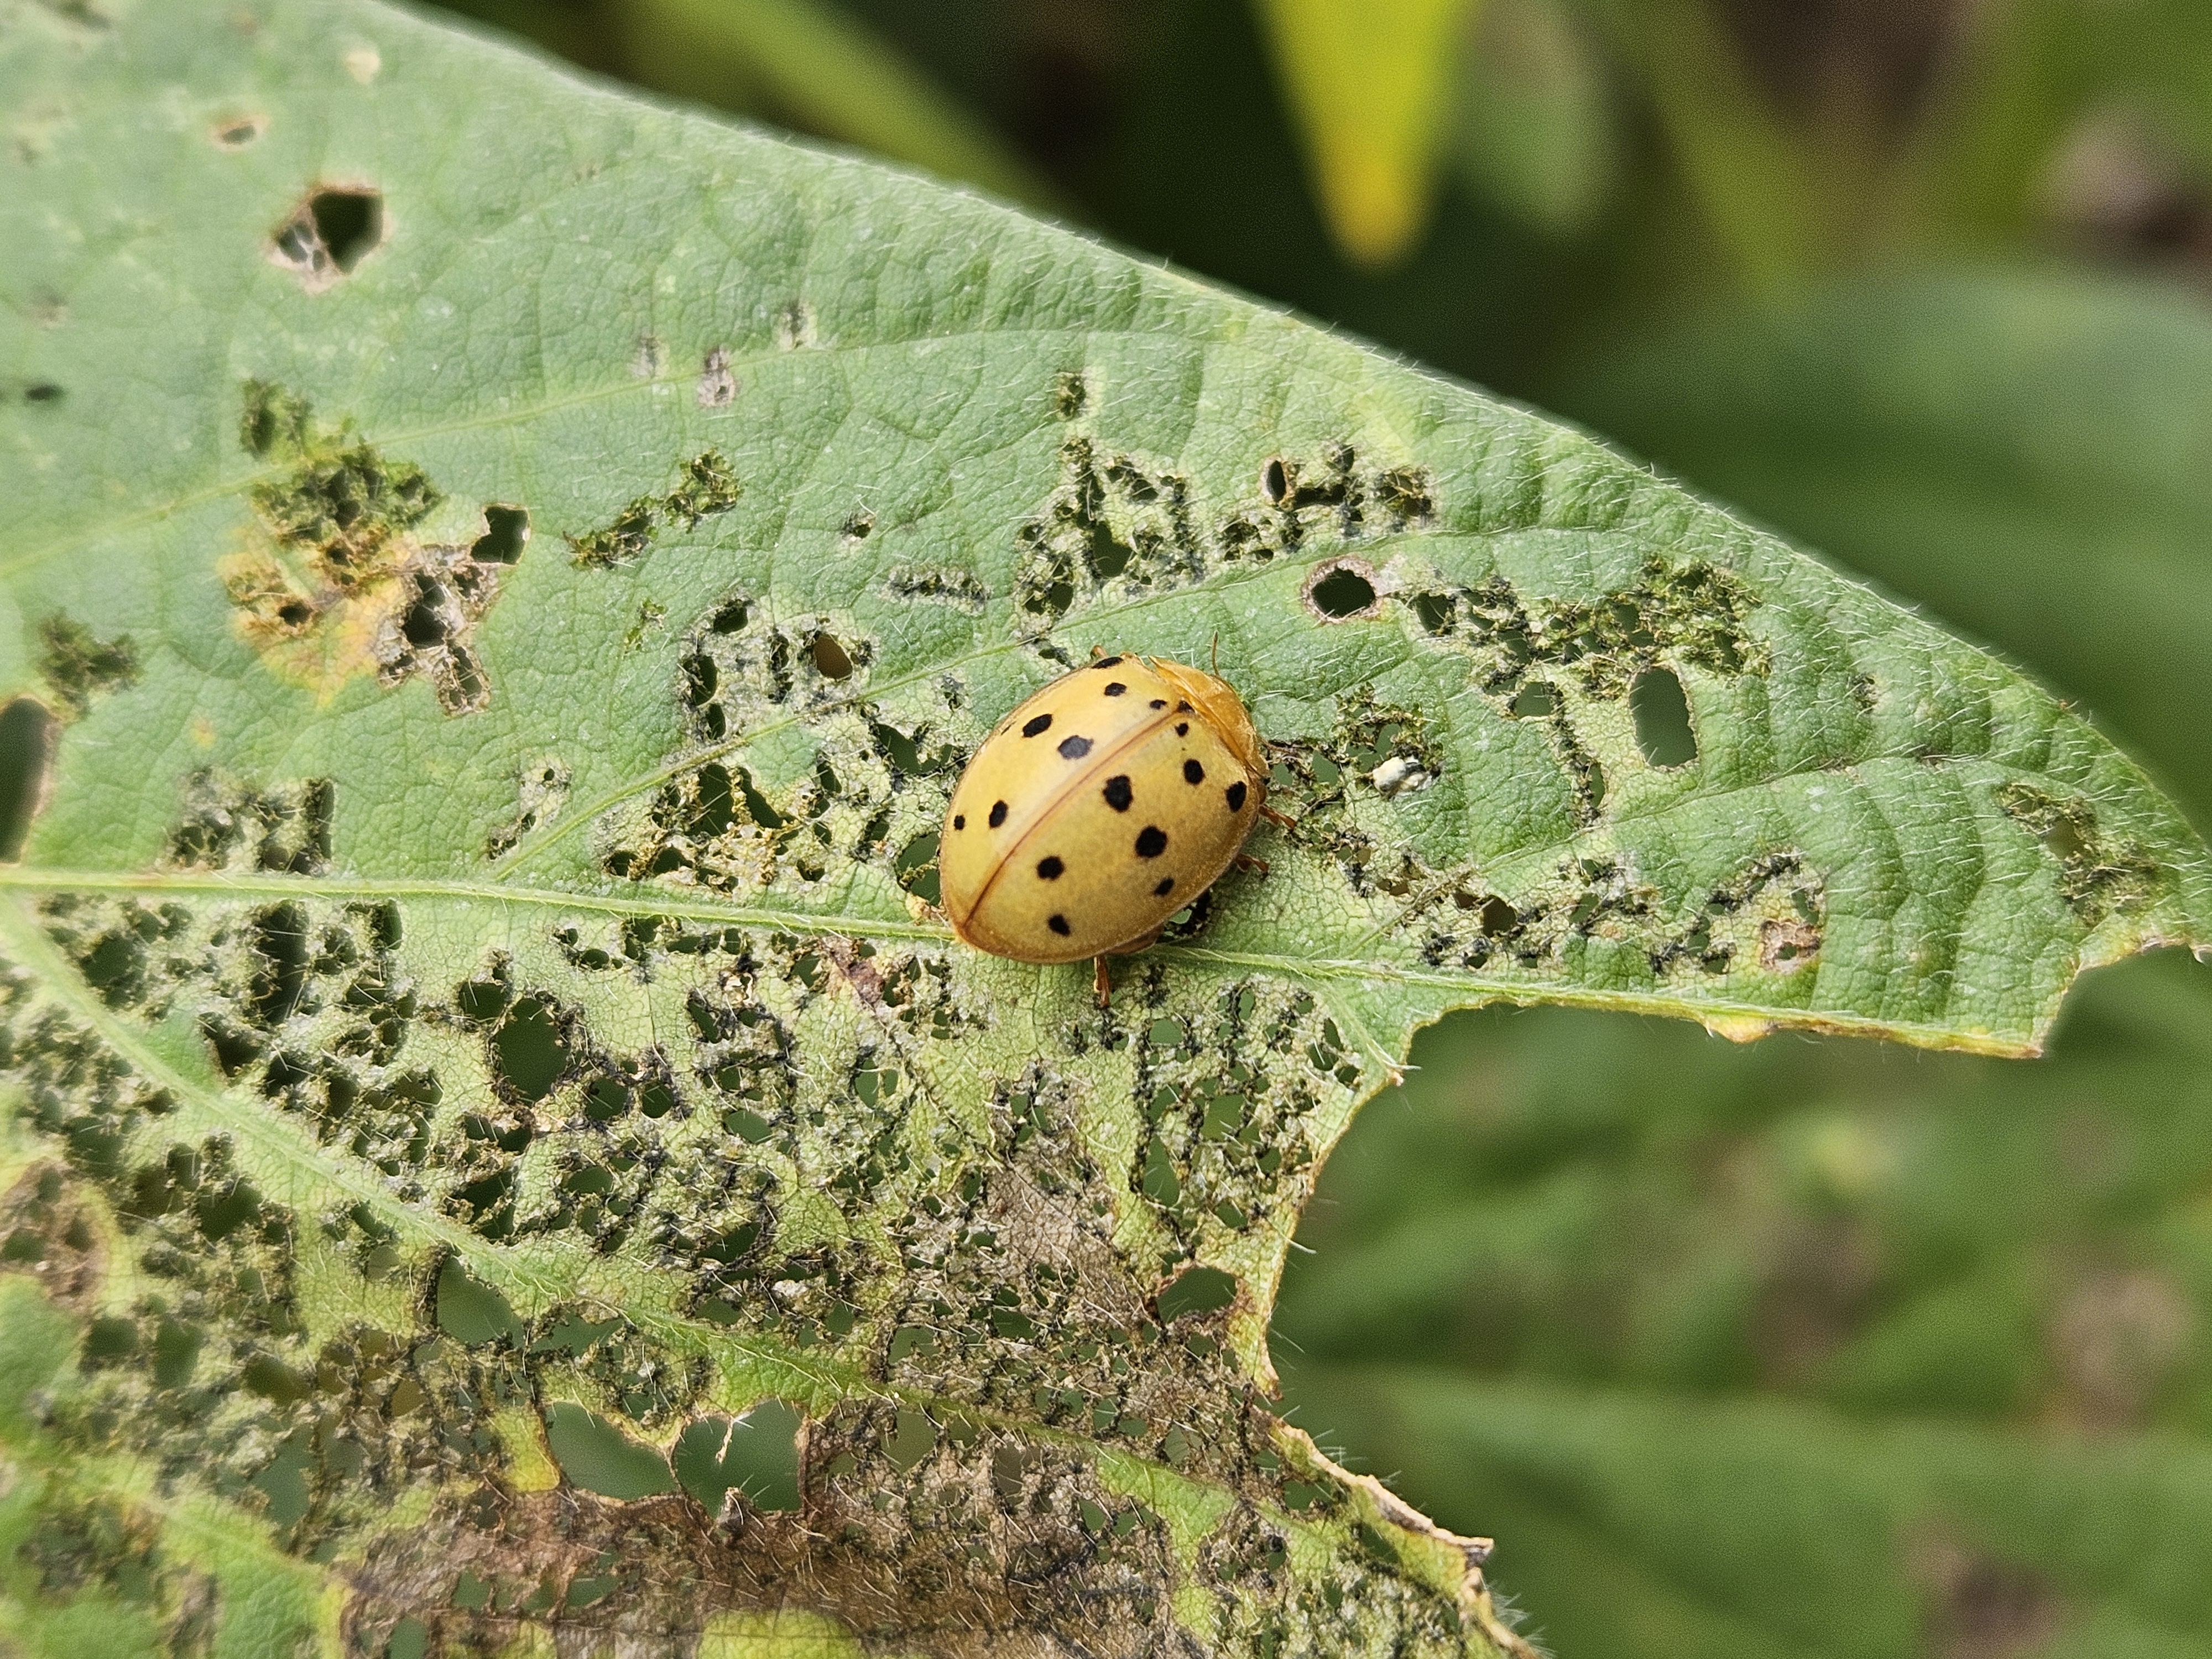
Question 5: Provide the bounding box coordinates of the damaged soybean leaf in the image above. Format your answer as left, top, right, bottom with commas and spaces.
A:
0, 4, 2206, 1658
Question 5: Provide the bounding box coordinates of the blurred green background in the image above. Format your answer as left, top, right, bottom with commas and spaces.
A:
421, 1, 2212, 1651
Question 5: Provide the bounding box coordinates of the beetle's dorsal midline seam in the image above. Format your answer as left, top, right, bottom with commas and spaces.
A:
956, 705, 1182, 928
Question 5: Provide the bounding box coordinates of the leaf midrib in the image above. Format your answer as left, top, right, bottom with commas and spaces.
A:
0, 867, 2038, 1054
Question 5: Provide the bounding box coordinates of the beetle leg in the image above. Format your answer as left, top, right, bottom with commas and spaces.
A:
1234, 853, 1270, 876
1093, 955, 1112, 1006
1260, 804, 1296, 830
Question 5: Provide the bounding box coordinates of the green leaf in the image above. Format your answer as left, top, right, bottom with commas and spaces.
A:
0, 4, 2206, 1656
1292, 1370, 2212, 1658
606, 0, 1060, 211
1920, 0, 2212, 244
1279, 261, 2212, 1655
1451, 0, 1618, 239
1559, 267, 2212, 826
1590, 0, 1834, 289
1252, 0, 1475, 265
421, 0, 1056, 210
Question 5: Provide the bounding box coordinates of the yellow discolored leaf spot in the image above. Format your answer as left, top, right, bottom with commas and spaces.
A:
222, 385, 505, 713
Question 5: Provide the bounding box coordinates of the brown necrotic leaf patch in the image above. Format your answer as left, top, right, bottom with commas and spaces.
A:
220, 383, 511, 712
330, 1412, 1499, 1659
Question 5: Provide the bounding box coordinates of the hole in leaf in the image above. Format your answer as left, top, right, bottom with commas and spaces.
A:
735, 768, 786, 830
253, 1433, 314, 1525
83, 1316, 137, 1360
1307, 562, 1377, 620
542, 1403, 676, 1499
672, 1401, 802, 1514
493, 998, 566, 1101
197, 1179, 263, 1242
0, 698, 56, 861
400, 582, 450, 648
153, 1319, 201, 1389
309, 187, 382, 272
242, 1353, 311, 1406
886, 1406, 937, 1472
247, 903, 310, 1027
436, 1259, 523, 1346
1511, 681, 1556, 718
724, 1107, 773, 1143
810, 633, 854, 679
1141, 1138, 1180, 1206
455, 974, 510, 1024
1630, 666, 1698, 766
895, 831, 941, 905
1158, 1265, 1238, 1321
690, 763, 737, 838
1260, 457, 1289, 503
212, 113, 268, 149
471, 505, 529, 564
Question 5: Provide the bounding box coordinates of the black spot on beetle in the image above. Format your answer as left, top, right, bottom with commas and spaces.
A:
1036, 856, 1065, 880
1104, 682, 1126, 697
1154, 876, 1175, 897
1175, 722, 1190, 737
989, 801, 1009, 828
1057, 734, 1094, 760
1023, 713, 1053, 738
1136, 826, 1167, 858
1183, 759, 1205, 784
1048, 914, 1071, 936
952, 815, 966, 831
1103, 776, 1133, 812
1149, 699, 1167, 709
1225, 781, 1248, 812
1176, 701, 1192, 712
1095, 655, 1123, 669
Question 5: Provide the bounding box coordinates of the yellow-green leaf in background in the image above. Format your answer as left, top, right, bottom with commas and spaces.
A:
1253, 0, 1477, 265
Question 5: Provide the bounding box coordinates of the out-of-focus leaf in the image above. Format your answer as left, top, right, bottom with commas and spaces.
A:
616, 0, 1060, 207
427, 0, 1057, 208
1590, 0, 1832, 288
1923, 0, 2212, 244
1278, 951, 2212, 1428
1560, 267, 2212, 825
1253, 0, 1475, 265
1295, 1370, 2212, 1659
1452, 0, 1617, 238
